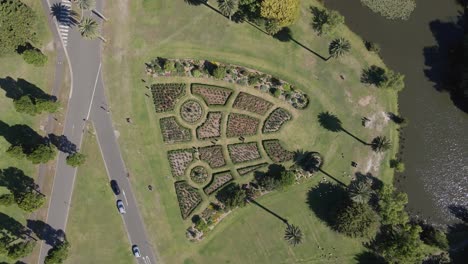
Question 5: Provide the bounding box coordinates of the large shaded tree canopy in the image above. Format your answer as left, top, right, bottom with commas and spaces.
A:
260, 0, 301, 27
0, 0, 38, 56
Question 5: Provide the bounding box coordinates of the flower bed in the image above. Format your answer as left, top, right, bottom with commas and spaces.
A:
228, 142, 261, 164
262, 108, 292, 133
160, 116, 191, 143
237, 162, 268, 176
196, 112, 222, 140
168, 149, 194, 177
262, 140, 294, 163
150, 83, 186, 112
232, 92, 273, 115
146, 58, 308, 109
191, 84, 233, 105
226, 113, 260, 138
190, 166, 210, 184
180, 100, 204, 123
199, 145, 226, 168
203, 171, 233, 195
174, 181, 202, 219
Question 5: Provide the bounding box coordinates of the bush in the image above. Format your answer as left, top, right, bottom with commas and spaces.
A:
36, 98, 60, 113
365, 41, 381, 53
13, 95, 37, 115
8, 241, 36, 260
22, 49, 48, 66
27, 144, 56, 164
216, 183, 247, 210
248, 74, 261, 85
420, 226, 449, 250
66, 152, 86, 167
311, 7, 344, 35
44, 240, 70, 264
212, 66, 226, 79
14, 191, 45, 212
265, 19, 281, 35
193, 216, 210, 233
191, 69, 202, 78
360, 0, 416, 20
6, 145, 26, 159
0, 194, 15, 206
257, 169, 295, 191
163, 60, 175, 72
334, 202, 379, 238
390, 159, 405, 172
361, 65, 405, 90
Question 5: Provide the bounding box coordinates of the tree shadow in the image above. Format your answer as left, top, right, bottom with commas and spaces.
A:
253, 163, 286, 182
306, 182, 348, 225
50, 2, 78, 26
423, 13, 468, 113
273, 27, 329, 61
247, 198, 289, 225
48, 134, 77, 154
354, 251, 386, 264
0, 167, 38, 195
0, 77, 55, 101
354, 172, 383, 208
0, 213, 32, 242
317, 112, 369, 145
26, 220, 65, 247
446, 204, 468, 263
318, 169, 347, 187
0, 121, 47, 153
293, 150, 323, 173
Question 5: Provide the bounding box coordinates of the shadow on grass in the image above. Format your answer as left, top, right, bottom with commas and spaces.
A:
306, 182, 348, 225
354, 251, 386, 264
0, 77, 55, 101
26, 220, 65, 247
0, 121, 47, 153
247, 198, 289, 225
0, 212, 33, 242
0, 167, 38, 195
318, 111, 369, 145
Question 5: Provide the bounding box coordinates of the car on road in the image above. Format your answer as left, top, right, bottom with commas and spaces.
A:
116, 200, 126, 214
110, 180, 121, 195
132, 245, 141, 258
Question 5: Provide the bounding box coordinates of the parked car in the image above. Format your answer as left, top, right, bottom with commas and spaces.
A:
110, 180, 121, 195
116, 200, 126, 214
132, 245, 141, 258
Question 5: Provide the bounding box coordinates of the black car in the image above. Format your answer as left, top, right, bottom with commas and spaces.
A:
110, 180, 121, 195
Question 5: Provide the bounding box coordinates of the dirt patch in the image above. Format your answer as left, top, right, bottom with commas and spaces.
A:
364, 111, 389, 132
358, 95, 374, 106
363, 152, 384, 174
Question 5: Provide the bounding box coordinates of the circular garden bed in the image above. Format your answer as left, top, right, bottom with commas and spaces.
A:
190, 166, 210, 184
180, 100, 204, 123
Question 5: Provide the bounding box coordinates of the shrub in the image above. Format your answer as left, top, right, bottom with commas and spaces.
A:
193, 217, 210, 233
27, 144, 57, 164
36, 98, 60, 113
66, 152, 86, 167
329, 38, 351, 58
248, 74, 261, 85
390, 159, 405, 172
257, 169, 295, 191
365, 41, 381, 53
22, 49, 48, 66
420, 226, 449, 250
334, 202, 379, 238
361, 66, 405, 90
14, 191, 45, 212
212, 66, 226, 79
6, 145, 26, 160
360, 0, 416, 20
191, 69, 202, 78
311, 7, 344, 35
8, 241, 36, 260
163, 60, 175, 72
265, 19, 281, 35
44, 240, 70, 264
0, 194, 15, 206
216, 183, 247, 210
13, 95, 37, 115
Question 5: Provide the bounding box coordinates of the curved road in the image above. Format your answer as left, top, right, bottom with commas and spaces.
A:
39, 1, 157, 263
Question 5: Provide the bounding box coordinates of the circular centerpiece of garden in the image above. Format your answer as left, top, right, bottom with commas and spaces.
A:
180, 100, 203, 123
190, 166, 209, 184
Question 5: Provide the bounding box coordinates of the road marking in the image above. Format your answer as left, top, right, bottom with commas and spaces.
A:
145, 256, 151, 264
122, 190, 129, 206
85, 62, 102, 120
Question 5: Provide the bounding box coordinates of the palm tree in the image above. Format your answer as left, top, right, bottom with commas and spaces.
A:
78, 17, 100, 40
371, 136, 391, 152
329, 38, 351, 58
218, 0, 238, 20
75, 0, 95, 17
284, 224, 303, 246
348, 180, 373, 204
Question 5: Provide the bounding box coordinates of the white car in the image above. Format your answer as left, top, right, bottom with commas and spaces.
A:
116, 200, 126, 214
132, 245, 141, 258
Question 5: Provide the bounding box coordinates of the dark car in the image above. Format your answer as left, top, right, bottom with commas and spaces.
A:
110, 180, 121, 195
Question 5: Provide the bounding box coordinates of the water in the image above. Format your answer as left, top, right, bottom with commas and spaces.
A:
325, 0, 468, 225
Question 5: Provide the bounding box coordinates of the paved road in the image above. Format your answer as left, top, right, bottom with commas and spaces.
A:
39, 1, 157, 263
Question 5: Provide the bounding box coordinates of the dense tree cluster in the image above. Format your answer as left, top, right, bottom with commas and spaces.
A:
311, 7, 344, 35
259, 0, 301, 27
0, 168, 45, 212
216, 183, 247, 210
22, 49, 48, 66
13, 95, 60, 115
256, 168, 295, 191
45, 240, 70, 264
361, 65, 405, 91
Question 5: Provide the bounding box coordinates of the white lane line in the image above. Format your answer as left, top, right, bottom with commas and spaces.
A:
85, 63, 102, 120
122, 190, 129, 206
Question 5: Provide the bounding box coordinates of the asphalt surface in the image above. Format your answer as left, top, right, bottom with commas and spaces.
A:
38, 1, 157, 263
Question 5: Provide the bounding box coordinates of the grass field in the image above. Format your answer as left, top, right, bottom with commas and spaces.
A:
65, 126, 135, 264
0, 0, 56, 262
101, 0, 400, 263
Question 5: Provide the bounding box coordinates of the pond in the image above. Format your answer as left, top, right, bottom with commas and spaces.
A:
325, 0, 468, 225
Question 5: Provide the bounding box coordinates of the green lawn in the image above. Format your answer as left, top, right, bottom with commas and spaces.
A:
0, 0, 56, 262
65, 127, 135, 264
101, 0, 399, 263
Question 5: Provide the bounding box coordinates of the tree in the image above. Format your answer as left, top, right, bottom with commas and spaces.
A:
36, 98, 60, 113
361, 65, 387, 86
6, 145, 26, 160
378, 185, 408, 225
13, 95, 37, 115
218, 0, 238, 20
78, 17, 99, 39
265, 20, 281, 35
329, 38, 351, 58
27, 144, 57, 164
7, 240, 36, 260
371, 136, 391, 152
260, 0, 301, 27
373, 224, 426, 264
420, 225, 449, 250
390, 159, 405, 172
45, 240, 70, 264
311, 7, 344, 35
334, 202, 379, 238
216, 183, 247, 210
0, 194, 15, 206
22, 49, 48, 66
348, 179, 373, 204
284, 224, 303, 246
14, 190, 45, 212
75, 0, 95, 17
0, 0, 38, 56
66, 152, 86, 167
277, 170, 295, 189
